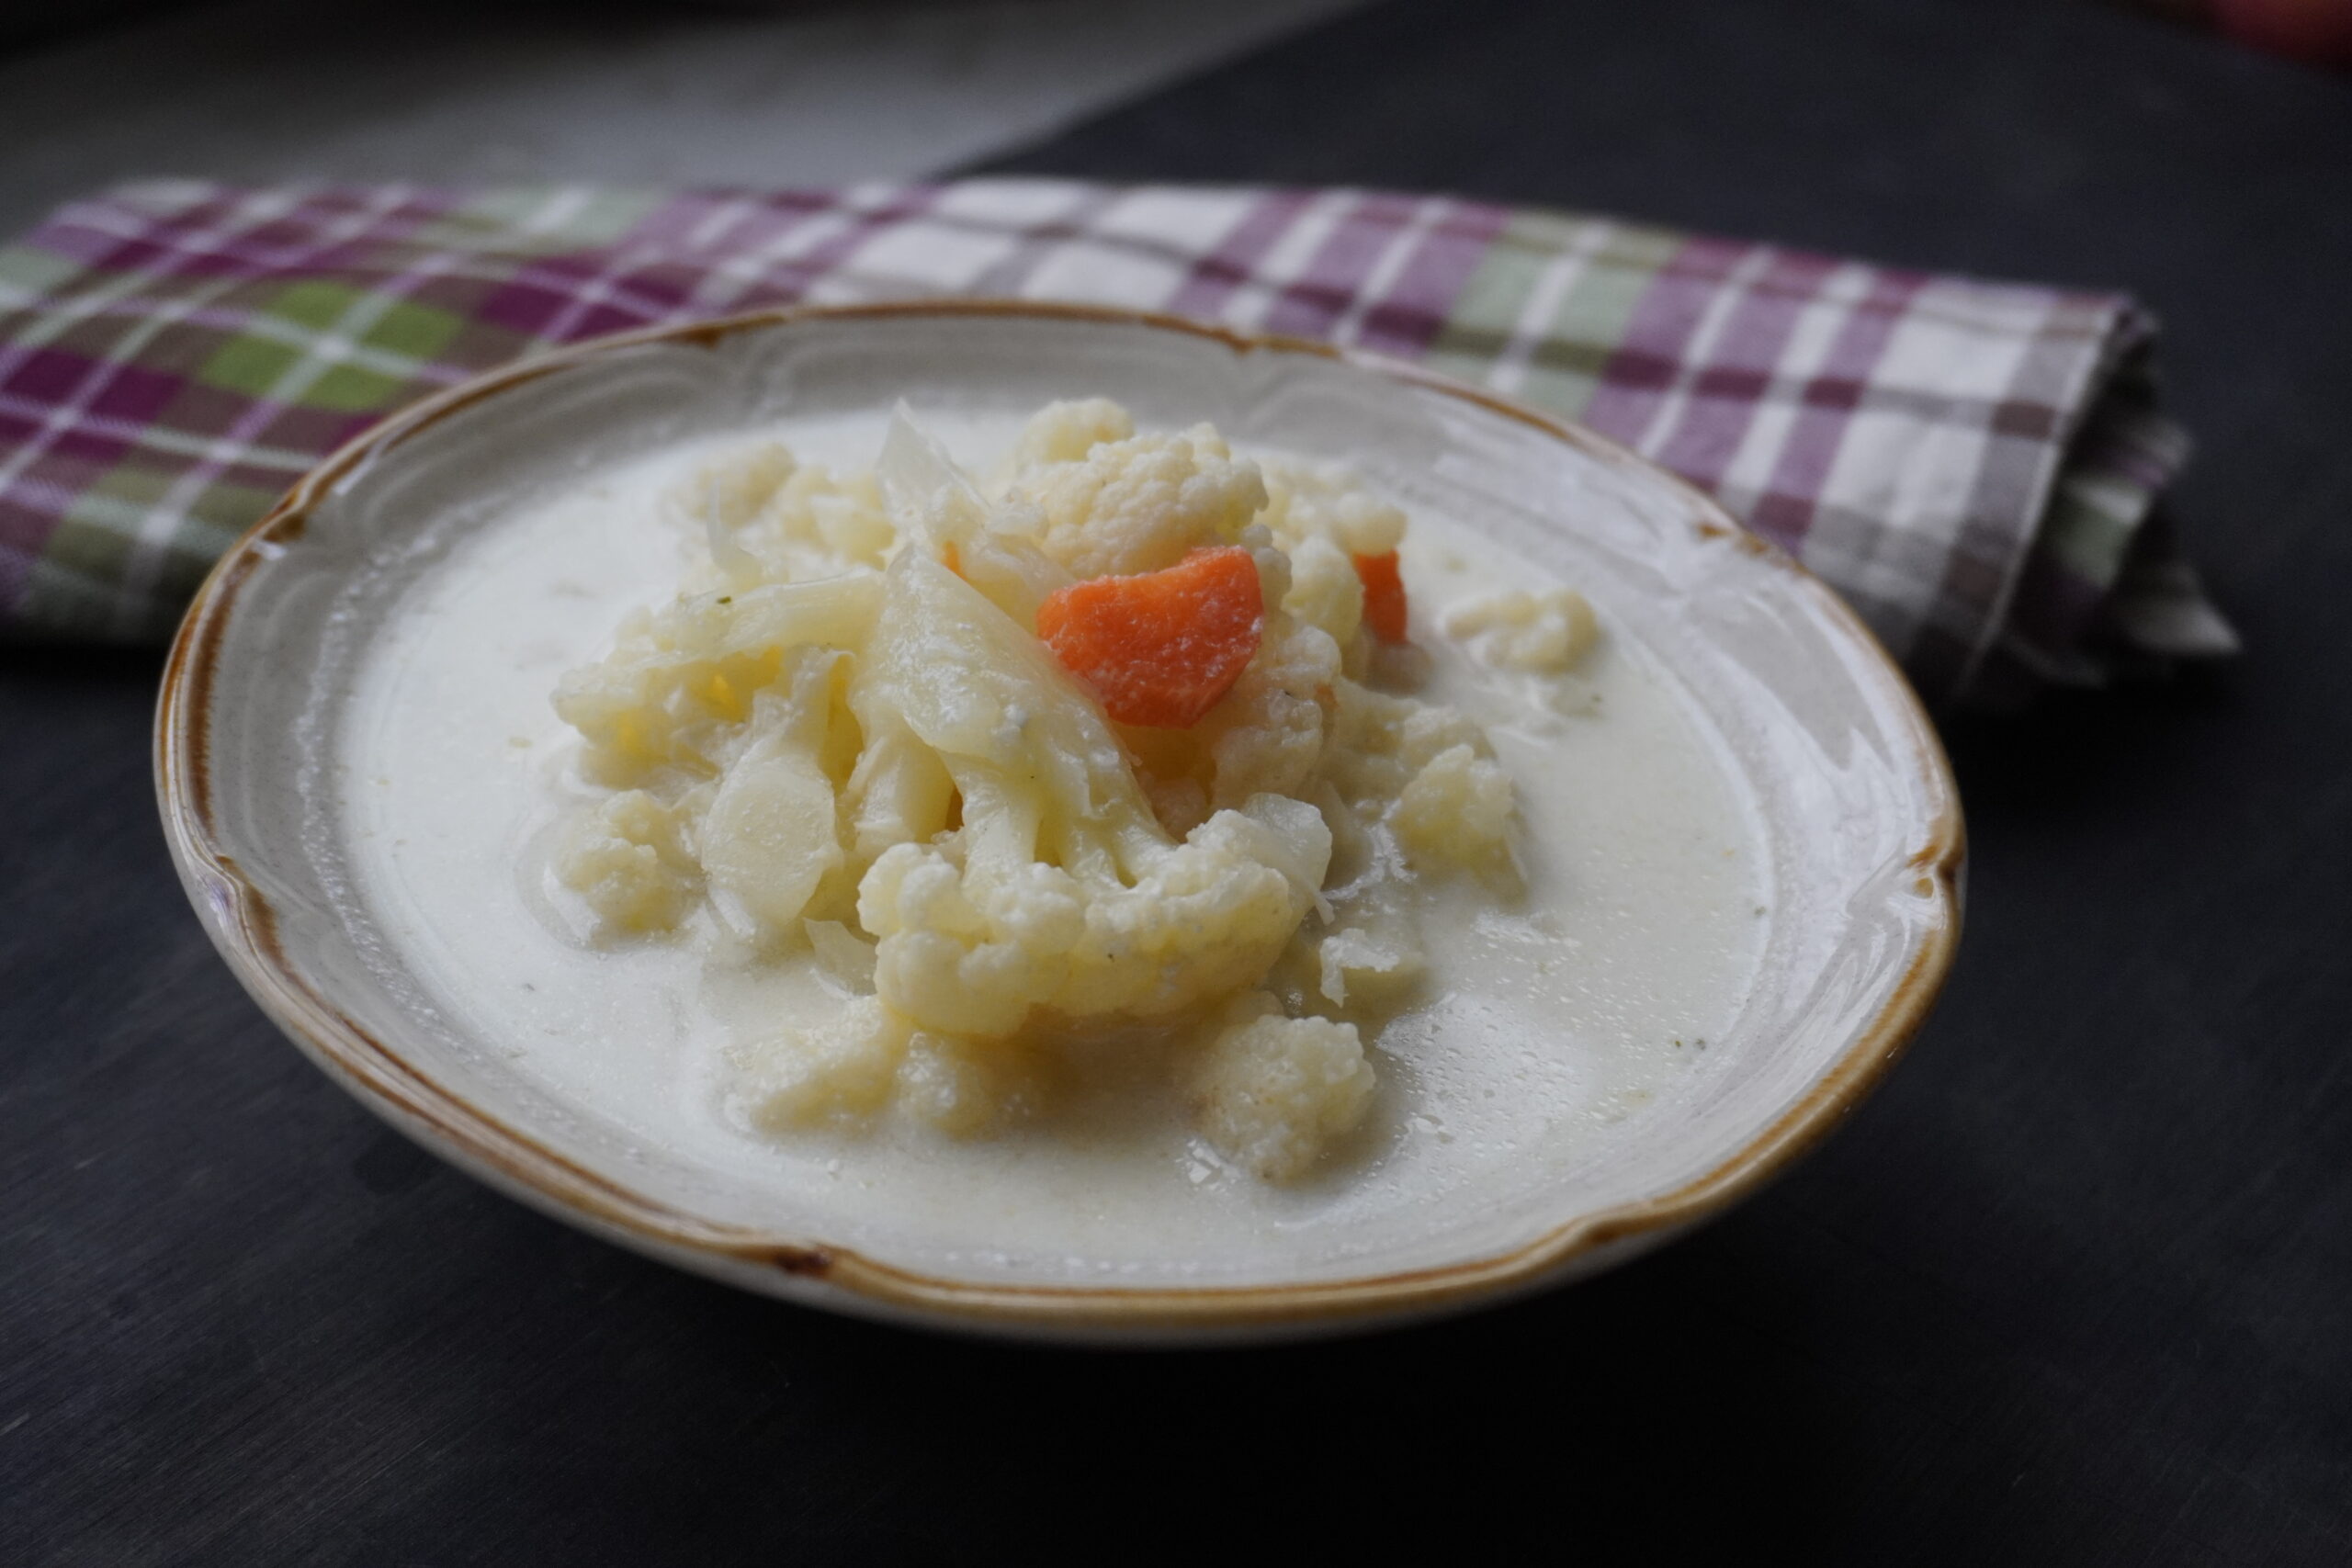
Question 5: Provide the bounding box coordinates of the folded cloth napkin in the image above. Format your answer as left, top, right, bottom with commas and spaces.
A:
0, 178, 2234, 704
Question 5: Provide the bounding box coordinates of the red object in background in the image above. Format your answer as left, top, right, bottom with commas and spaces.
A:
2211, 0, 2352, 67
1036, 546, 1265, 728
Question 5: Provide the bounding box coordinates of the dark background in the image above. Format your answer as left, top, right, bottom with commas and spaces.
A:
6, 0, 2350, 1560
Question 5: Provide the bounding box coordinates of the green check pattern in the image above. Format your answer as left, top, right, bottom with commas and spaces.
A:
0, 179, 2232, 704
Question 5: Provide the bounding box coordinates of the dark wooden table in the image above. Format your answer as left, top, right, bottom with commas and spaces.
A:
6, 0, 2349, 1560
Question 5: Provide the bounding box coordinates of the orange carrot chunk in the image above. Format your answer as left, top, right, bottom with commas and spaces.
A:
1354, 549, 1409, 643
1036, 546, 1264, 728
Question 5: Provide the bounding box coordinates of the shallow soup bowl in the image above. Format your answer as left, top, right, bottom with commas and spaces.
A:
155, 301, 1962, 1344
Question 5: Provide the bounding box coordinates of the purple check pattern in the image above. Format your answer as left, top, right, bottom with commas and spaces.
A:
0, 178, 2233, 704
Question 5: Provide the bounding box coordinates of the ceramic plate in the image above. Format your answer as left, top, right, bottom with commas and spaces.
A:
156, 302, 1962, 1343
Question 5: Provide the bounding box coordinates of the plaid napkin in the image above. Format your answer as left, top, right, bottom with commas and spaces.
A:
0, 178, 2233, 705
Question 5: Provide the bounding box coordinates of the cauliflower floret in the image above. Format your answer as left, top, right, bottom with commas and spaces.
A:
1259, 461, 1408, 558
862, 795, 1330, 1037
1142, 773, 1211, 840
1323, 678, 1487, 807
1392, 743, 1516, 872
1013, 424, 1268, 580
1006, 397, 1136, 470
842, 719, 955, 871
1442, 587, 1599, 673
805, 918, 877, 992
876, 405, 1075, 631
897, 1031, 1057, 1136
1282, 534, 1365, 648
554, 789, 700, 933
1184, 993, 1376, 1180
553, 586, 876, 935
553, 573, 882, 785
683, 444, 897, 588
1195, 612, 1341, 809
549, 403, 1566, 1183
1091, 595, 1341, 865
687, 442, 798, 532
730, 996, 911, 1130
852, 551, 1331, 1038
676, 650, 864, 943
1317, 923, 1425, 1008
741, 465, 896, 580
1321, 678, 1516, 874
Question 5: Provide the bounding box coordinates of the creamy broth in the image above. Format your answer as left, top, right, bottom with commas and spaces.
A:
340, 412, 1766, 1270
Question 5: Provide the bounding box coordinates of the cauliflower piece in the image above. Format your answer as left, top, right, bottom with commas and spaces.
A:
897, 1031, 1057, 1136
702, 731, 842, 935
805, 919, 877, 993
548, 403, 1563, 1184
872, 405, 1080, 633
552, 578, 877, 935
1013, 423, 1268, 580
742, 465, 896, 580
553, 572, 883, 786
1142, 772, 1211, 840
861, 796, 1332, 1038
1184, 993, 1376, 1180
682, 444, 897, 588
1442, 587, 1599, 674
731, 996, 911, 1130
1322, 678, 1487, 807
1392, 743, 1516, 872
842, 719, 956, 871
1317, 924, 1425, 1008
1006, 397, 1136, 470
1259, 461, 1408, 558
949, 526, 1076, 633
1321, 678, 1517, 873
852, 551, 1331, 1038
1282, 534, 1365, 648
697, 651, 852, 942
554, 789, 700, 934
687, 442, 798, 532
1195, 611, 1340, 809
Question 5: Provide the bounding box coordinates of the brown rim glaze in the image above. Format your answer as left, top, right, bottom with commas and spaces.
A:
155, 300, 1964, 1337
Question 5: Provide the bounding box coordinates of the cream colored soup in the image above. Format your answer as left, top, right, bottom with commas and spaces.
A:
339, 411, 1764, 1271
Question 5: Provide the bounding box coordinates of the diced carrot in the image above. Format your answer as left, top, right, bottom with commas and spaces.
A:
940, 539, 961, 578
1035, 546, 1264, 728
1354, 549, 1409, 643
